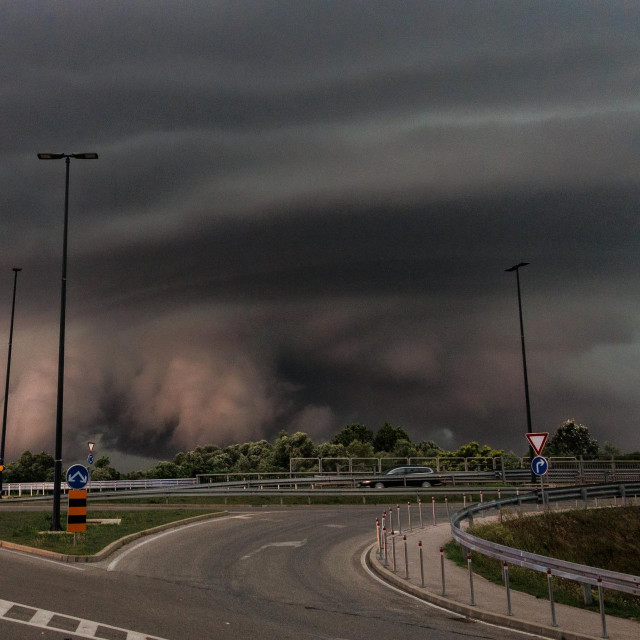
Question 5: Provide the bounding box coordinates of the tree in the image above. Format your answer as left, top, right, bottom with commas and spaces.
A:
372, 422, 410, 453
546, 420, 599, 459
271, 431, 316, 470
601, 442, 621, 458
90, 456, 120, 481
415, 440, 443, 458
345, 440, 374, 458
332, 424, 374, 447
392, 439, 417, 458
4, 451, 55, 482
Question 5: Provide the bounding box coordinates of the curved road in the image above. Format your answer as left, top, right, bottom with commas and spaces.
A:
0, 507, 520, 639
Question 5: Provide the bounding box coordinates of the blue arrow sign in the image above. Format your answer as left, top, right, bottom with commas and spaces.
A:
87, 454, 94, 465
531, 455, 548, 476
66, 464, 89, 489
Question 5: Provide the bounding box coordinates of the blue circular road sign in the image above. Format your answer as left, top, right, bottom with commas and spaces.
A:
88, 454, 94, 465
531, 455, 549, 476
66, 464, 89, 489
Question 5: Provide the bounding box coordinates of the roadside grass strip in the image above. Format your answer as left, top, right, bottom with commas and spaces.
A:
0, 509, 222, 556
446, 506, 640, 620
0, 597, 168, 639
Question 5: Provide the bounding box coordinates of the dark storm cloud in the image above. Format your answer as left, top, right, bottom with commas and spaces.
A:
1, 1, 640, 467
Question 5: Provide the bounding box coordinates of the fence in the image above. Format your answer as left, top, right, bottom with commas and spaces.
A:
1, 477, 196, 497
289, 456, 519, 474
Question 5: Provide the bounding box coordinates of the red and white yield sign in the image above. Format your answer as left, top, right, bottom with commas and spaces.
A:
87, 442, 95, 454
526, 432, 549, 456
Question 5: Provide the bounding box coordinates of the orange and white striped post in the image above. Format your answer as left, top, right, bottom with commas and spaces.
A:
67, 489, 87, 535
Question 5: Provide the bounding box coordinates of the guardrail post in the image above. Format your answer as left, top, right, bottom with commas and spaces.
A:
547, 570, 558, 627
620, 484, 626, 507
581, 487, 588, 510
583, 583, 593, 605
503, 562, 513, 616
597, 578, 608, 638
467, 554, 476, 605
479, 490, 483, 503
440, 546, 446, 595
419, 541, 425, 587
403, 535, 409, 579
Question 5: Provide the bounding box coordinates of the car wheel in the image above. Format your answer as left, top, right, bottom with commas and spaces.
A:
374, 482, 385, 489
421, 481, 432, 487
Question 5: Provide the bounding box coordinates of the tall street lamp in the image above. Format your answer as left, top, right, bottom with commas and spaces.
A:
505, 262, 536, 473
0, 268, 22, 497
37, 152, 98, 530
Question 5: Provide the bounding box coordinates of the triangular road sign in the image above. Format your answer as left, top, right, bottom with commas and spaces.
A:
88, 441, 95, 453
526, 432, 549, 456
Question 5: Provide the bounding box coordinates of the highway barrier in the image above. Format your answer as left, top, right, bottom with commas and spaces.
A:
450, 482, 640, 636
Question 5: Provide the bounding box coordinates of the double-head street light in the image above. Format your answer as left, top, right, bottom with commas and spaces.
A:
0, 268, 22, 497
38, 152, 98, 531
505, 262, 536, 475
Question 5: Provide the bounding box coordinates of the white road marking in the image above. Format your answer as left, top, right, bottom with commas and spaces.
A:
240, 539, 307, 560
0, 597, 168, 639
324, 524, 346, 528
0, 547, 85, 569
28, 609, 54, 626
360, 546, 544, 638
76, 619, 99, 634
107, 514, 254, 571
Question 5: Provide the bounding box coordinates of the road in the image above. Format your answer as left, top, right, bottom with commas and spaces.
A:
0, 506, 521, 639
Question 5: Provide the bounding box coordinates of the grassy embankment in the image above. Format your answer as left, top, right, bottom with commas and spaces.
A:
445, 506, 640, 620
0, 509, 220, 556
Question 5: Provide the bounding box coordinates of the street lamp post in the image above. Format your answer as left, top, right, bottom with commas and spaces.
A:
38, 152, 98, 530
0, 268, 22, 497
505, 262, 536, 475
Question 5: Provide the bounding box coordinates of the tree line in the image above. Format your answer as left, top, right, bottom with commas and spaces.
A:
1, 419, 631, 483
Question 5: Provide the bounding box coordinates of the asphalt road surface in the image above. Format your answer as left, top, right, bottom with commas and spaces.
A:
0, 506, 521, 639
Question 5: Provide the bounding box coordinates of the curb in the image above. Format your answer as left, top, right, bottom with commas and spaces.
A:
366, 545, 605, 640
0, 510, 228, 563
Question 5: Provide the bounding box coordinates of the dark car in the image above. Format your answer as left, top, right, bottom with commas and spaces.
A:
359, 465, 444, 488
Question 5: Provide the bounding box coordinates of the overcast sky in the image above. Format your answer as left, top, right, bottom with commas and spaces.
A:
1, 1, 639, 469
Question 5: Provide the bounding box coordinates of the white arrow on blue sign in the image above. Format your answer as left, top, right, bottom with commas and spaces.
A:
531, 455, 548, 476
66, 464, 89, 489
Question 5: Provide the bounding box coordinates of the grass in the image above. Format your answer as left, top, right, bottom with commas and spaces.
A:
0, 509, 220, 556
445, 506, 640, 620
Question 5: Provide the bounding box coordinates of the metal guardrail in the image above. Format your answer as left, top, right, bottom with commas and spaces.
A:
450, 482, 640, 596
1, 477, 197, 497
